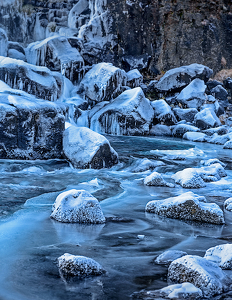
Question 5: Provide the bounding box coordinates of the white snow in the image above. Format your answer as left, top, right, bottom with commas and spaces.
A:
183, 131, 207, 142
194, 108, 221, 129
144, 171, 174, 187
172, 168, 206, 188
160, 282, 202, 299
131, 158, 165, 173
151, 99, 177, 125
126, 69, 143, 88
224, 198, 232, 211
204, 244, 232, 269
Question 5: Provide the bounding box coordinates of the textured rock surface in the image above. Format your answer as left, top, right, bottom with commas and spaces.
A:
51, 189, 105, 223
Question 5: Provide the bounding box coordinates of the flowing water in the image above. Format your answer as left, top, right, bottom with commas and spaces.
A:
0, 135, 232, 300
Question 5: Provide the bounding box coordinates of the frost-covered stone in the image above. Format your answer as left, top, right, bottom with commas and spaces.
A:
172, 168, 206, 188
208, 133, 232, 145
204, 244, 232, 269
199, 163, 227, 181
172, 124, 199, 138
63, 125, 118, 169
58, 253, 105, 277
173, 107, 198, 123
154, 64, 212, 93
223, 139, 232, 149
176, 78, 207, 109
155, 250, 187, 265
224, 198, 232, 211
194, 108, 221, 130
201, 159, 226, 168
203, 126, 230, 136
149, 124, 172, 136
144, 171, 174, 187
183, 132, 207, 142
146, 191, 224, 224
51, 189, 105, 223
152, 99, 177, 125
0, 28, 8, 57
131, 158, 165, 173
211, 85, 228, 100
79, 62, 127, 104
8, 49, 26, 61
0, 56, 63, 101
126, 69, 143, 88
90, 87, 154, 135
26, 36, 84, 84
168, 255, 227, 297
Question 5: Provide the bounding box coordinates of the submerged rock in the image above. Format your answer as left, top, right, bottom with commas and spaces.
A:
63, 125, 118, 169
145, 191, 224, 224
168, 255, 227, 297
144, 171, 174, 187
58, 253, 105, 277
204, 244, 232, 269
90, 87, 154, 135
51, 189, 105, 223
155, 250, 188, 265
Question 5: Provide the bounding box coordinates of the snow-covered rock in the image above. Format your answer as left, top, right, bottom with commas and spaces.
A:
51, 189, 105, 223
168, 255, 227, 297
0, 56, 63, 101
154, 64, 212, 93
68, 0, 90, 29
203, 126, 229, 136
224, 198, 232, 211
223, 140, 232, 149
26, 36, 84, 84
63, 125, 118, 169
145, 191, 224, 224
201, 158, 226, 168
173, 107, 198, 123
79, 62, 127, 105
183, 132, 207, 142
172, 168, 206, 188
8, 49, 26, 61
126, 69, 143, 88
0, 28, 8, 57
144, 171, 174, 187
199, 163, 227, 182
155, 250, 187, 265
149, 124, 172, 136
58, 253, 105, 277
131, 158, 165, 173
204, 244, 232, 269
176, 78, 207, 109
90, 87, 154, 135
172, 124, 199, 138
194, 108, 221, 130
208, 133, 232, 145
152, 99, 177, 125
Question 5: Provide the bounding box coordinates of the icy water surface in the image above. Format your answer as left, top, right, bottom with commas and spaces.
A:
0, 136, 232, 300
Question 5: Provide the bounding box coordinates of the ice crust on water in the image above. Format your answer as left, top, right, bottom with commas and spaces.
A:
155, 250, 188, 265
204, 244, 232, 269
51, 189, 105, 223
146, 191, 225, 224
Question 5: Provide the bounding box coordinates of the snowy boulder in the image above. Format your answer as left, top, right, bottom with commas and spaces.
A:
26, 36, 84, 84
144, 171, 174, 187
58, 253, 105, 277
126, 69, 143, 88
79, 63, 127, 105
145, 191, 224, 224
208, 133, 232, 145
63, 125, 118, 169
131, 158, 165, 173
223, 140, 232, 149
0, 28, 8, 57
51, 189, 105, 223
151, 99, 177, 125
198, 163, 226, 182
0, 56, 63, 101
149, 124, 172, 136
183, 132, 207, 142
154, 64, 212, 93
155, 250, 188, 265
203, 126, 229, 136
173, 107, 198, 123
204, 244, 232, 269
176, 78, 207, 109
90, 87, 154, 135
194, 108, 221, 130
172, 168, 206, 188
172, 124, 199, 138
224, 198, 232, 211
201, 158, 226, 168
168, 255, 227, 297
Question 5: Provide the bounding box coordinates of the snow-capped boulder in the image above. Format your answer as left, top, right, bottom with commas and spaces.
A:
183, 132, 207, 142
224, 198, 232, 211
208, 133, 232, 145
149, 124, 172, 136
26, 36, 84, 84
168, 255, 227, 297
90, 87, 154, 135
51, 189, 105, 223
201, 158, 226, 168
0, 28, 8, 57
145, 191, 224, 224
176, 78, 207, 109
204, 244, 232, 269
144, 171, 174, 187
63, 125, 118, 169
172, 168, 206, 188
194, 108, 221, 130
173, 107, 198, 123
155, 250, 187, 265
223, 140, 232, 149
0, 56, 63, 101
131, 158, 165, 173
151, 99, 177, 125
172, 124, 199, 138
153, 64, 212, 93
203, 126, 229, 136
58, 253, 105, 277
199, 163, 227, 181
78, 63, 127, 105
126, 69, 143, 88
